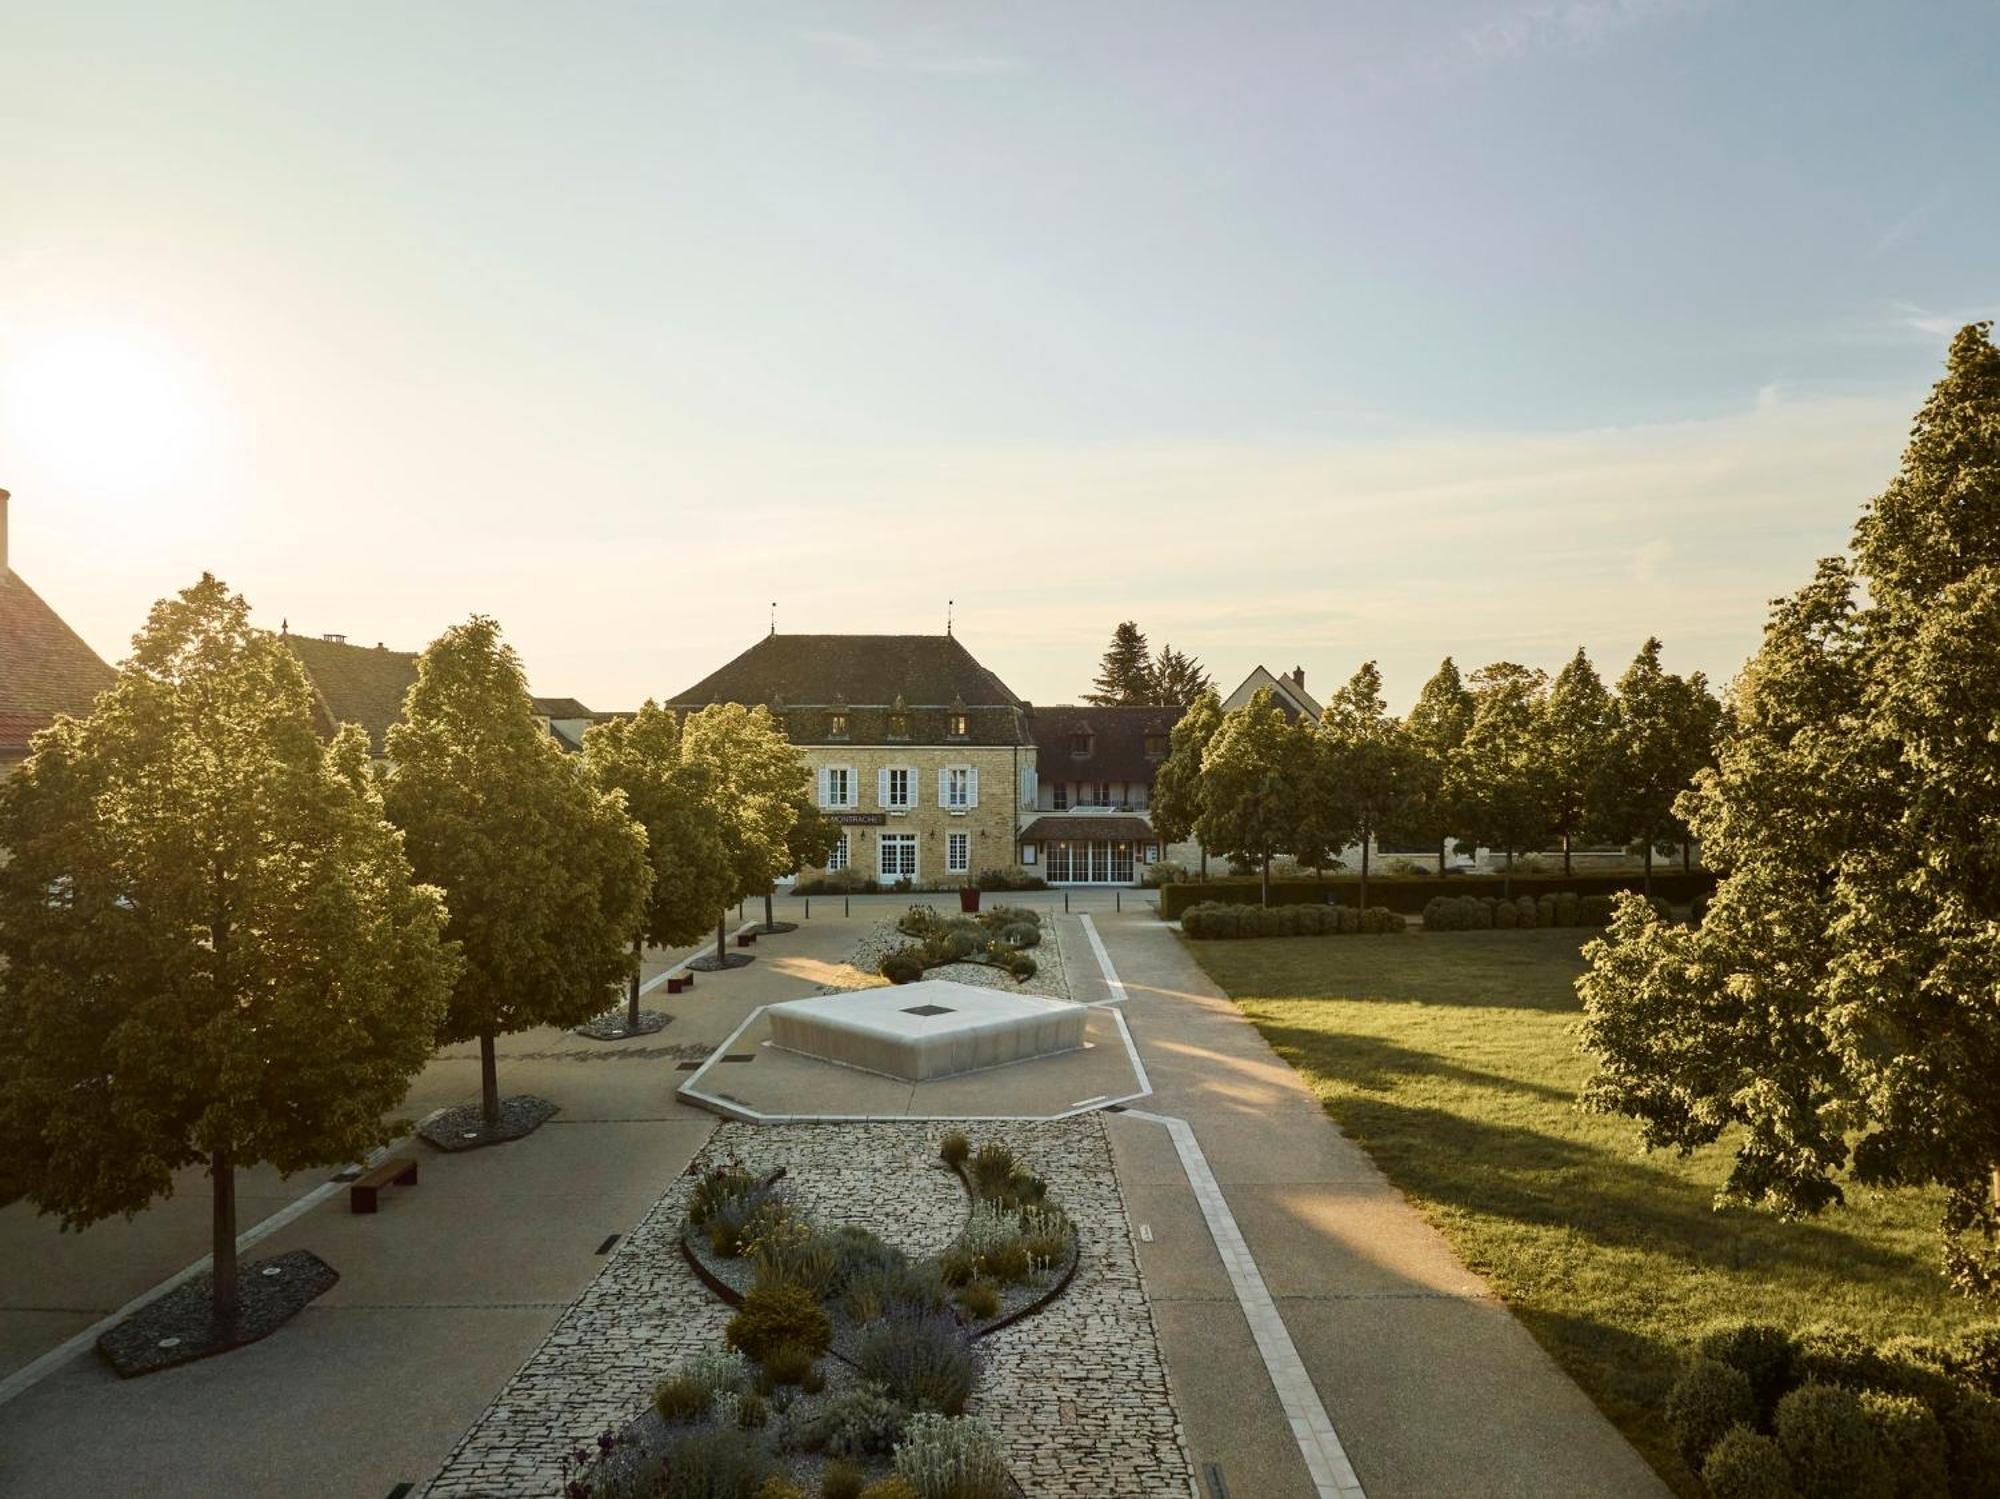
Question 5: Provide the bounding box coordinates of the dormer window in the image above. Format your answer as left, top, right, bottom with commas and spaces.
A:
1069, 731, 1092, 757
829, 712, 849, 738
889, 713, 909, 739
948, 713, 967, 737
1144, 734, 1169, 760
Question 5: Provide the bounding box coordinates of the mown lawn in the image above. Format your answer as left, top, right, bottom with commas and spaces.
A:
1187, 928, 1989, 1495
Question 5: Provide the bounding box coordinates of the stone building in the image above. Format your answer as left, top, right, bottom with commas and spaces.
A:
669, 633, 1034, 887
0, 489, 116, 777
1016, 705, 1180, 884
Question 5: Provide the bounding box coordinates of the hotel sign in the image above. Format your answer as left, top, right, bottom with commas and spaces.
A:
828, 812, 887, 826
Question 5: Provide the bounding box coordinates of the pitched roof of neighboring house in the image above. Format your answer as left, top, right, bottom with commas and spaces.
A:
531, 696, 592, 720
1018, 813, 1156, 843
0, 569, 117, 759
1223, 664, 1321, 723
282, 634, 421, 755
670, 634, 1033, 746
1030, 704, 1183, 783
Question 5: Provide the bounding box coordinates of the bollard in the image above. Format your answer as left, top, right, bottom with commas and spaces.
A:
1116, 890, 1122, 913
804, 896, 810, 920
844, 895, 850, 918
1063, 890, 1069, 913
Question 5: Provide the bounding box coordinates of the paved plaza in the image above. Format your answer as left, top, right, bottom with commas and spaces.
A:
0, 895, 1667, 1498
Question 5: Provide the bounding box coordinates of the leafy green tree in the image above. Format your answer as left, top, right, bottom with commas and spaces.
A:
583, 701, 732, 1031
384, 617, 648, 1124
1579, 323, 2000, 1295
1315, 661, 1413, 908
1594, 638, 1717, 893
680, 702, 812, 961
1151, 687, 1221, 878
781, 793, 840, 912
1195, 688, 1315, 904
0, 576, 458, 1335
1147, 643, 1213, 707
1451, 662, 1553, 894
1386, 657, 1474, 871
1086, 621, 1153, 705
1544, 648, 1614, 875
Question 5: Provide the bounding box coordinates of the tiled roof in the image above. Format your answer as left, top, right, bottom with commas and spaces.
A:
0, 570, 116, 755
281, 634, 421, 754
671, 634, 1032, 746
1019, 814, 1156, 843
1030, 705, 1182, 783
532, 696, 592, 719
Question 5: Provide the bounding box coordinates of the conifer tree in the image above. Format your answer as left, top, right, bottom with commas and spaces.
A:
1086, 621, 1153, 705
1151, 687, 1222, 878
0, 577, 459, 1336
1579, 324, 2000, 1294
1544, 648, 1614, 875
1147, 644, 1214, 707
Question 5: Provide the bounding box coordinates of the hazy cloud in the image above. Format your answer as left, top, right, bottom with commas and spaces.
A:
797, 27, 1020, 76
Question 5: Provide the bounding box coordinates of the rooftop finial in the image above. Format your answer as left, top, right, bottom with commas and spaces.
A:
947, 598, 954, 637
770, 601, 777, 637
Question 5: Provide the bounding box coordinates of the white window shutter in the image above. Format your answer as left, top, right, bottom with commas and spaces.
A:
908, 768, 919, 807
844, 768, 856, 808
938, 767, 949, 806
878, 768, 890, 808
817, 767, 830, 807
968, 767, 980, 808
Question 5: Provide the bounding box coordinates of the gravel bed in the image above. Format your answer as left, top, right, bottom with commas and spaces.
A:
422, 1117, 1190, 1498
830, 911, 1072, 1003
419, 1095, 559, 1152
573, 1008, 671, 1041
97, 1249, 338, 1377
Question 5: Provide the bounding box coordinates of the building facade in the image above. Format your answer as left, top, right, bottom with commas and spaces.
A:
1016, 705, 1179, 884
669, 633, 1034, 887
0, 489, 116, 777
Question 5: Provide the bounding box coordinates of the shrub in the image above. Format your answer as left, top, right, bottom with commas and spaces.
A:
998, 920, 1040, 949
761, 1342, 817, 1388
819, 1461, 866, 1499
735, 1392, 770, 1430
974, 865, 1046, 892
794, 1380, 908, 1460
690, 1166, 762, 1228
1941, 1391, 2000, 1499
824, 1225, 906, 1291
1555, 891, 1581, 926
752, 1228, 842, 1298
880, 950, 927, 985
1578, 893, 1616, 925
985, 1241, 1030, 1286
703, 1179, 795, 1258
655, 1373, 714, 1424
1492, 898, 1518, 930
843, 1260, 947, 1323
857, 1310, 979, 1415
683, 1349, 753, 1394
892, 1413, 1012, 1499
955, 1279, 1000, 1320
1793, 1325, 1898, 1393
751, 1480, 805, 1499
1468, 896, 1494, 929
661, 1426, 773, 1499
1667, 1357, 1757, 1472
857, 1482, 922, 1499
1701, 1425, 1797, 1499
938, 1131, 970, 1168
1001, 951, 1036, 981
1774, 1382, 1893, 1499
1859, 1390, 1948, 1499
1949, 1325, 2000, 1398
1141, 860, 1189, 886
968, 1143, 1018, 1196
726, 1281, 832, 1364
1536, 894, 1558, 927
1696, 1319, 1798, 1419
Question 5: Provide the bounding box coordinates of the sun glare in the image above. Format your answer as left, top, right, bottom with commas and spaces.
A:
0, 329, 219, 501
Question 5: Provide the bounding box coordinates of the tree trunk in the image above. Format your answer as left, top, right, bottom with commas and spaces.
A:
1563, 832, 1572, 877
716, 913, 727, 965
1261, 853, 1271, 907
211, 1146, 238, 1339
1359, 834, 1370, 913
1199, 846, 1208, 881
764, 889, 774, 930
1643, 841, 1654, 898
1681, 842, 1691, 875
627, 934, 643, 1031
480, 1032, 500, 1126
1503, 847, 1514, 900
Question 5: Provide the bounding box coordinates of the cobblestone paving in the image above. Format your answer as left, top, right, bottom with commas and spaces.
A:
423, 1116, 1191, 1498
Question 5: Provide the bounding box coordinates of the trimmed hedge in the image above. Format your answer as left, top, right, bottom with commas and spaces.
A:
1180, 901, 1407, 940
1417, 892, 1654, 930
1157, 869, 1717, 920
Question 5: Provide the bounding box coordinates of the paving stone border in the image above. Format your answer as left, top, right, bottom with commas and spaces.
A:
422, 1117, 1192, 1498
418, 1095, 559, 1152
572, 1008, 672, 1041
96, 1249, 338, 1377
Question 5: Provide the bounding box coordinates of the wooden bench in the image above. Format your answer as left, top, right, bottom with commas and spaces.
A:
349, 1156, 418, 1214
736, 931, 757, 947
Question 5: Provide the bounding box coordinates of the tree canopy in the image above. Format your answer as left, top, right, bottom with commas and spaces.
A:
1147, 643, 1214, 707
384, 616, 647, 1123
1450, 662, 1554, 878
0, 576, 459, 1329
1315, 661, 1412, 902
1150, 687, 1221, 876
1543, 648, 1614, 873
1086, 621, 1153, 705
1578, 322, 2000, 1295
679, 702, 812, 958
1592, 638, 1721, 886
1194, 687, 1315, 902
1385, 656, 1474, 867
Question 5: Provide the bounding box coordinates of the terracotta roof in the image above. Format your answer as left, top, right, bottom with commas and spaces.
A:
1019, 814, 1156, 843
671, 634, 1032, 746
282, 634, 421, 754
0, 570, 116, 755
1031, 705, 1182, 783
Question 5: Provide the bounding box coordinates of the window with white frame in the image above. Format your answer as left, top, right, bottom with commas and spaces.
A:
941, 765, 975, 810
828, 834, 849, 871
821, 766, 855, 809
947, 831, 969, 873
1052, 782, 1069, 810
881, 767, 914, 810
879, 833, 917, 879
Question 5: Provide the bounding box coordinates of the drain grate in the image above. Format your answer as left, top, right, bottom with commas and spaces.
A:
901, 1003, 955, 1017
720, 1053, 756, 1063
595, 1234, 620, 1255
675, 1061, 703, 1071
385, 1485, 415, 1499
1202, 1462, 1230, 1499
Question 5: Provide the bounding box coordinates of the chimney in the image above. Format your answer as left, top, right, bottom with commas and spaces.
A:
0, 487, 9, 574
1291, 665, 1305, 689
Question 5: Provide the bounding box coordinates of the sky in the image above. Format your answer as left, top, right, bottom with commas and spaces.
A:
1, 1, 1994, 710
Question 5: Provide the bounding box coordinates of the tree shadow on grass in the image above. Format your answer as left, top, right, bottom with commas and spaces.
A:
1201, 931, 1594, 1014
1258, 1024, 1575, 1105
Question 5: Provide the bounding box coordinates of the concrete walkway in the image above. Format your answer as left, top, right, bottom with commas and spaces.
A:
1076, 908, 1669, 1499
